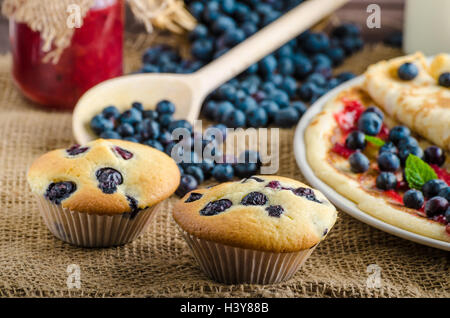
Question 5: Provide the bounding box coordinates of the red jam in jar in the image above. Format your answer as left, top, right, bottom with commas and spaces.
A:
10, 0, 124, 110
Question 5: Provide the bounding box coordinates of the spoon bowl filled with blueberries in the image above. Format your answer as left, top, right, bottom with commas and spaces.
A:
73, 0, 349, 144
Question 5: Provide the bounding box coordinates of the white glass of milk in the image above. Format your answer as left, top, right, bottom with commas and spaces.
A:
403, 0, 450, 54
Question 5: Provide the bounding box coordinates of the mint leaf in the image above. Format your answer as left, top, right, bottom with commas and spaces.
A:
404, 154, 438, 190
365, 135, 385, 147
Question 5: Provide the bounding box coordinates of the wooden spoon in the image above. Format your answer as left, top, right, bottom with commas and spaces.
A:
73, 0, 348, 144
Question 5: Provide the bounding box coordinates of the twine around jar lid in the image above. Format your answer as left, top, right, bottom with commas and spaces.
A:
2, 0, 196, 63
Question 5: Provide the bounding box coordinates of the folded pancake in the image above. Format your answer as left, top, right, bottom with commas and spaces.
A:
364, 52, 450, 150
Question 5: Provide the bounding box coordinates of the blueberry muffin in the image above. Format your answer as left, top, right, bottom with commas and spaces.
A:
173, 175, 337, 284
27, 139, 180, 247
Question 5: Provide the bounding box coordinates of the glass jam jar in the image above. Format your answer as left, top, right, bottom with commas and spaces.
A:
10, 0, 124, 110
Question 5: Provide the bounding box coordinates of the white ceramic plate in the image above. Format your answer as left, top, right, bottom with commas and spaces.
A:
293, 75, 450, 251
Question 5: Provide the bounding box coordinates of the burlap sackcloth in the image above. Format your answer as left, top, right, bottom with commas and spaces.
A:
0, 34, 448, 298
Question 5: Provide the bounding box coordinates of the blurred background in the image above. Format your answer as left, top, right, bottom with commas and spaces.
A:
0, 0, 404, 54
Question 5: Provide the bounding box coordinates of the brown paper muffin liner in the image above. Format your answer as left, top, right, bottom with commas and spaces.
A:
35, 195, 160, 247
180, 229, 317, 284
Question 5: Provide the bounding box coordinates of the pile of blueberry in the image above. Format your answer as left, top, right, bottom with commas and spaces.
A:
397, 61, 450, 88
346, 105, 449, 222
91, 101, 263, 197
139, 0, 364, 128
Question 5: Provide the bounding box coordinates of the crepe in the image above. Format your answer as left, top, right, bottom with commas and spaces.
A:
364, 52, 450, 151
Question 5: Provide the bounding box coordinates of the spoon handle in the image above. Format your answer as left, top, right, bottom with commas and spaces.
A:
193, 0, 349, 95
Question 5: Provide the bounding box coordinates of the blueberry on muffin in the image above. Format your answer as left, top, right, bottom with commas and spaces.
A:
27, 139, 180, 247
173, 175, 337, 284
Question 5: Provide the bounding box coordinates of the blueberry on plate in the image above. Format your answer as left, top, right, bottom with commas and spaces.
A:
176, 174, 198, 197
424, 196, 448, 217
345, 131, 366, 150
424, 146, 446, 166
156, 100, 175, 115
438, 72, 450, 88
376, 172, 397, 190
397, 136, 419, 149
388, 126, 411, 145
422, 179, 447, 199
398, 145, 423, 165
212, 164, 234, 182
357, 112, 382, 136
403, 189, 424, 209
397, 62, 418, 80
363, 106, 384, 120
45, 181, 77, 205
90, 114, 114, 134
438, 187, 450, 202
379, 142, 398, 155
377, 152, 400, 172
349, 151, 369, 173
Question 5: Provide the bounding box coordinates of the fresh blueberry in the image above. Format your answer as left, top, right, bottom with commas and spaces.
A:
273, 107, 300, 128
159, 114, 173, 129
336, 72, 356, 83
96, 168, 123, 194
189, 1, 204, 20
201, 157, 215, 177
120, 108, 142, 126
203, 1, 221, 23
206, 124, 227, 143
438, 72, 450, 88
189, 24, 209, 40
246, 108, 268, 127
422, 179, 448, 199
45, 182, 76, 205
90, 114, 114, 134
116, 123, 134, 137
358, 112, 382, 136
397, 62, 418, 80
239, 150, 261, 166
168, 120, 193, 134
100, 130, 121, 139
291, 101, 307, 117
102, 106, 121, 119
278, 57, 295, 76
331, 23, 361, 38
345, 131, 366, 150
389, 126, 411, 145
191, 38, 214, 61
293, 55, 313, 79
269, 89, 290, 108
213, 101, 234, 122
260, 100, 279, 121
424, 196, 449, 217
123, 137, 139, 143
220, 0, 236, 14
303, 32, 330, 53
144, 139, 164, 152
234, 163, 258, 178
203, 100, 218, 120
398, 145, 423, 165
280, 76, 298, 97
212, 15, 236, 34
306, 72, 326, 87
403, 189, 424, 209
176, 174, 198, 197
141, 64, 160, 73
223, 109, 246, 128
276, 44, 293, 58
212, 164, 234, 182
379, 142, 398, 155
377, 152, 400, 172
376, 172, 397, 190
138, 119, 160, 140
215, 83, 237, 101
223, 28, 246, 46
185, 165, 205, 184
349, 151, 369, 173
200, 199, 233, 216
438, 187, 450, 202
325, 47, 345, 66
383, 31, 403, 48
241, 191, 268, 206
424, 146, 446, 166
132, 102, 144, 112
258, 55, 277, 75
363, 106, 384, 120
236, 96, 258, 113
297, 82, 318, 102
142, 109, 158, 120
156, 100, 175, 115
266, 205, 284, 217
